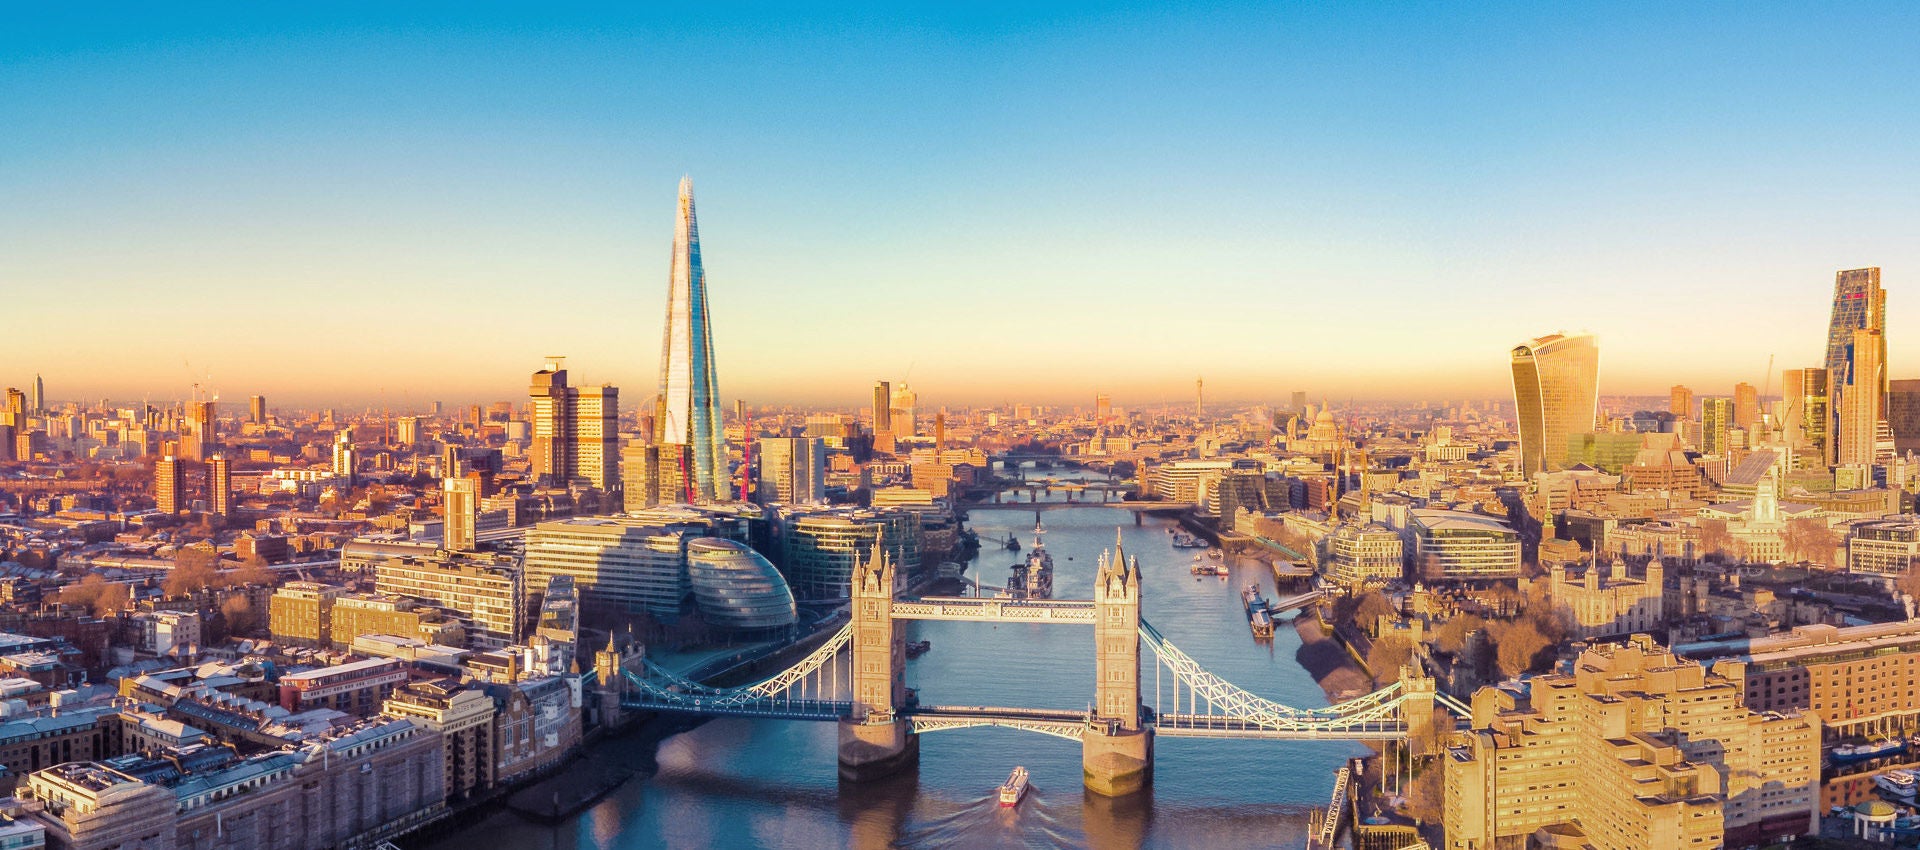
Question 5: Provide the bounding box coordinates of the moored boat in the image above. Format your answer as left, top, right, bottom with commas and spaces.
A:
1877, 768, 1918, 800
1834, 739, 1906, 764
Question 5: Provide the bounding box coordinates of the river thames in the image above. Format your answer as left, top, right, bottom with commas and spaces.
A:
426, 479, 1364, 849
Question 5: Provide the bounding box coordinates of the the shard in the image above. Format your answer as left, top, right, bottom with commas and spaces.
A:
657, 176, 728, 501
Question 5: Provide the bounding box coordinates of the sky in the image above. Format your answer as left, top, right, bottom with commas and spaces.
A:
4, 3, 1919, 411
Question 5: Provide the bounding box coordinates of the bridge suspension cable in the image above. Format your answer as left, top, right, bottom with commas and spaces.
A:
624, 622, 855, 712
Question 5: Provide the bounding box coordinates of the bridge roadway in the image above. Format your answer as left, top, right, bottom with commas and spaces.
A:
619, 697, 1411, 742
967, 500, 1194, 513
891, 596, 1096, 623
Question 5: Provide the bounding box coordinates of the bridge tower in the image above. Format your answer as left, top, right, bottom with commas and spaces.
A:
1084, 531, 1152, 796
1400, 667, 1438, 755
839, 542, 918, 781
593, 633, 641, 729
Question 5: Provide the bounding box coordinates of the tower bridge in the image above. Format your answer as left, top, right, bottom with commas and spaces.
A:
610, 534, 1459, 796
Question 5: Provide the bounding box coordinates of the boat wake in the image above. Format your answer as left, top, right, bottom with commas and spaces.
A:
892, 789, 1086, 849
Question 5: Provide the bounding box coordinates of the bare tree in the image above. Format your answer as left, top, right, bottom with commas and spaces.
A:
1367, 635, 1416, 684
1434, 614, 1485, 655
1490, 619, 1549, 679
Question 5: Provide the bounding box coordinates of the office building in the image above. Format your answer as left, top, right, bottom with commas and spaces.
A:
28, 375, 42, 414
154, 456, 185, 515
1733, 381, 1759, 429
524, 517, 692, 617
1410, 509, 1521, 581
889, 383, 918, 438
1781, 367, 1830, 463
1322, 523, 1404, 585
1444, 636, 1820, 849
872, 380, 892, 436
1836, 328, 1885, 466
684, 538, 798, 637
657, 177, 728, 502
1668, 384, 1693, 418
1827, 267, 1887, 465
574, 385, 619, 490
1844, 516, 1920, 578
757, 436, 825, 504
1700, 396, 1733, 456
1888, 378, 1920, 453
248, 394, 266, 425
1095, 393, 1112, 423
1509, 333, 1599, 476
207, 454, 231, 519
779, 508, 921, 600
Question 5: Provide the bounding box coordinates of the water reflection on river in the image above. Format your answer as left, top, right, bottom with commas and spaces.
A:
427, 471, 1363, 849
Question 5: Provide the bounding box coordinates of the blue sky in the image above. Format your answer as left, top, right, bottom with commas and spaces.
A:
3, 3, 1918, 409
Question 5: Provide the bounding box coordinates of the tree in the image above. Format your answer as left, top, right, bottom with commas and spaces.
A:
1782, 518, 1842, 565
1404, 762, 1446, 825
166, 557, 222, 597
1434, 614, 1486, 655
1490, 619, 1550, 679
1367, 635, 1415, 684
231, 562, 276, 588
58, 574, 129, 616
1352, 591, 1396, 635
221, 596, 260, 635
1697, 519, 1733, 562
1897, 564, 1920, 602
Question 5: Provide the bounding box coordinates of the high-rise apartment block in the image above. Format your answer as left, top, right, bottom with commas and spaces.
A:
443, 477, 477, 552
208, 454, 232, 519
332, 430, 356, 485
1509, 333, 1599, 477
155, 455, 185, 514
1444, 636, 1820, 849
657, 177, 728, 502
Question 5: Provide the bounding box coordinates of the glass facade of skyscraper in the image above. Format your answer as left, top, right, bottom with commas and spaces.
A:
1510, 333, 1600, 477
658, 177, 729, 502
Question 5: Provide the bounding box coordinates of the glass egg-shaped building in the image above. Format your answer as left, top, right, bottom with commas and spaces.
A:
686, 537, 798, 638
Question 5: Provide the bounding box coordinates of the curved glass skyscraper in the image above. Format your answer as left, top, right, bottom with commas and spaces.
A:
658, 176, 729, 501
1511, 333, 1600, 477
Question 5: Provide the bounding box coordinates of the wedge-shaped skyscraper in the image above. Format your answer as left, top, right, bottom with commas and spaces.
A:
657, 177, 728, 501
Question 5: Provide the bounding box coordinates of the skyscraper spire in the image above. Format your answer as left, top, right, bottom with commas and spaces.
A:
658, 176, 728, 501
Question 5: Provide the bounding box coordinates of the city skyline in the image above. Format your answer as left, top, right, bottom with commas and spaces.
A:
6, 5, 1920, 406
